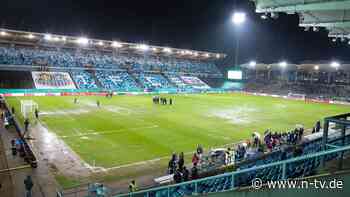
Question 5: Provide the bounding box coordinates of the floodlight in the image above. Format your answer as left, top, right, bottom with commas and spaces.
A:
112, 41, 122, 48
331, 61, 340, 68
53, 37, 60, 41
261, 14, 268, 20
163, 48, 172, 53
27, 34, 35, 39
271, 12, 279, 19
314, 65, 319, 71
249, 61, 256, 67
232, 12, 246, 25
138, 44, 149, 51
279, 61, 287, 68
97, 41, 104, 46
216, 54, 221, 58
76, 37, 89, 45
0, 31, 7, 36
180, 50, 186, 55
332, 38, 337, 42
204, 53, 210, 57
44, 34, 52, 41
194, 52, 198, 57
152, 47, 158, 52
61, 37, 66, 41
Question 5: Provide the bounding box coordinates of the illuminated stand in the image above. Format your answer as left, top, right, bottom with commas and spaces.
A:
20, 100, 39, 119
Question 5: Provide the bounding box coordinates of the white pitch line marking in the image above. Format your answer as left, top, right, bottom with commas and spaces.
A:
91, 140, 245, 172
60, 125, 159, 139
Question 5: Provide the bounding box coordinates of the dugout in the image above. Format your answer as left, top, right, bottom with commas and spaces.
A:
322, 113, 350, 169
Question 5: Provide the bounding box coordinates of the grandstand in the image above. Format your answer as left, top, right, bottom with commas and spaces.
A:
0, 1, 350, 196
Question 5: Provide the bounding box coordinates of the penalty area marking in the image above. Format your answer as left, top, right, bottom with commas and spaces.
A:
60, 125, 159, 139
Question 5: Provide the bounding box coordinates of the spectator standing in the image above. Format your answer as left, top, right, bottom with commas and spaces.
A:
182, 166, 189, 182
196, 145, 203, 159
315, 121, 321, 132
178, 152, 184, 170
24, 118, 30, 132
191, 153, 199, 166
191, 164, 199, 180
24, 175, 33, 197
34, 109, 39, 119
128, 180, 137, 192
168, 153, 177, 174
173, 169, 183, 183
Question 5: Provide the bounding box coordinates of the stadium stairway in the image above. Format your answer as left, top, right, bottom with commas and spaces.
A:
68, 71, 80, 89
88, 69, 104, 89
161, 73, 177, 87
128, 71, 145, 89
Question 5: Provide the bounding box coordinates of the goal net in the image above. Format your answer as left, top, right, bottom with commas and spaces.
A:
20, 100, 39, 119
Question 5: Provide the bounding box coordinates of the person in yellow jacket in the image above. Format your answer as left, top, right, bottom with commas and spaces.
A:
129, 180, 137, 192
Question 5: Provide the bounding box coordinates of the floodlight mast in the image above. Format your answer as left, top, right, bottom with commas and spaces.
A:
232, 12, 246, 69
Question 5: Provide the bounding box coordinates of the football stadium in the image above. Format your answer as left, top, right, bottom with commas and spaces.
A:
1, 0, 350, 197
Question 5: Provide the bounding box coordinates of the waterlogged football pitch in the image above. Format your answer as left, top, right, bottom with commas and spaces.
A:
6, 93, 350, 168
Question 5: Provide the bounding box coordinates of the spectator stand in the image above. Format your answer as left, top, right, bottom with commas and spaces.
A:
0, 96, 37, 168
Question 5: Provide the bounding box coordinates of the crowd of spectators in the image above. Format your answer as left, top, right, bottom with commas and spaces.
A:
165, 124, 313, 184
0, 45, 222, 76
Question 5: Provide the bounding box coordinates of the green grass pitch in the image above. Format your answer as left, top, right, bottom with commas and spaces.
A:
5, 93, 350, 168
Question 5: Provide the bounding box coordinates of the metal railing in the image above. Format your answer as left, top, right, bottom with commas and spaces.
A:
115, 145, 350, 197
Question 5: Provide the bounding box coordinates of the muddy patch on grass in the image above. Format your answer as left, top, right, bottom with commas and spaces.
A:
209, 106, 258, 125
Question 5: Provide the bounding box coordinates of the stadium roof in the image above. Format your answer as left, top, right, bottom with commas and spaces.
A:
241, 61, 350, 71
250, 0, 350, 40
0, 28, 226, 61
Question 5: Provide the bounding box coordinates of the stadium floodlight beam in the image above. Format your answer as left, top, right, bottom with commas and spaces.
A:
314, 65, 319, 71
232, 12, 246, 25
270, 12, 279, 19
261, 14, 268, 20
331, 61, 340, 68
76, 37, 89, 45
0, 31, 7, 36
61, 36, 66, 41
152, 47, 158, 52
27, 34, 35, 39
138, 44, 149, 51
279, 61, 287, 68
112, 41, 122, 48
216, 54, 220, 58
97, 41, 104, 46
249, 61, 257, 67
44, 34, 52, 41
163, 48, 172, 53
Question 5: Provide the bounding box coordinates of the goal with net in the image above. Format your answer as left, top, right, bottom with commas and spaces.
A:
20, 100, 39, 119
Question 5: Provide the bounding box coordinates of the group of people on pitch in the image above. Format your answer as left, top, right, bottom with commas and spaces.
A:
152, 96, 173, 105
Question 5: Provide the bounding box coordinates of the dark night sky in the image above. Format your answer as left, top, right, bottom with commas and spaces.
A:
0, 0, 348, 67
